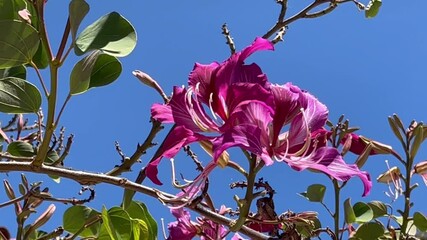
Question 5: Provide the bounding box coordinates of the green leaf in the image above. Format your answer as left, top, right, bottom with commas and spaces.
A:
69, 51, 100, 95
354, 222, 385, 240
46, 151, 61, 182
0, 20, 40, 68
70, 51, 121, 95
31, 41, 49, 69
0, 65, 26, 79
131, 219, 149, 240
410, 123, 424, 160
0, 0, 15, 20
69, 0, 89, 42
99, 206, 132, 240
88, 54, 122, 88
75, 11, 137, 57
344, 198, 356, 224
365, 0, 382, 18
7, 141, 34, 157
367, 201, 387, 218
413, 212, 427, 232
0, 77, 42, 113
63, 205, 100, 238
299, 184, 326, 203
406, 220, 417, 236
99, 206, 117, 240
126, 201, 157, 240
353, 202, 373, 223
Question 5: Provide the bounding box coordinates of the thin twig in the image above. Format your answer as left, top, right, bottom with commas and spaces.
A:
221, 23, 236, 55
106, 119, 163, 176
263, 0, 334, 39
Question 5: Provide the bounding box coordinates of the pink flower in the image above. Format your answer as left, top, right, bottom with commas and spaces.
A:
167, 208, 199, 240
167, 207, 228, 240
149, 37, 274, 185
150, 37, 372, 196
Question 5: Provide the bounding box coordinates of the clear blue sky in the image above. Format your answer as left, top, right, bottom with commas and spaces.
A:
1, 0, 427, 238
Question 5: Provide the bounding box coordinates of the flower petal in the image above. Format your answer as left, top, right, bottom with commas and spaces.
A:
188, 62, 220, 105
285, 147, 372, 196
146, 125, 208, 185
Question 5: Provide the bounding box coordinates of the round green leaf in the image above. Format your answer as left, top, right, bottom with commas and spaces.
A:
414, 212, 427, 232
63, 205, 100, 238
0, 77, 42, 113
70, 51, 121, 95
69, 51, 100, 95
344, 198, 356, 224
365, 0, 382, 18
75, 11, 137, 57
7, 141, 34, 157
69, 0, 89, 42
367, 201, 387, 218
353, 202, 374, 223
89, 54, 122, 88
0, 20, 40, 68
0, 65, 26, 79
300, 184, 326, 202
354, 222, 385, 240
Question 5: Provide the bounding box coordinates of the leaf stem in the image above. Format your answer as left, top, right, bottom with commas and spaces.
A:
55, 17, 70, 63
30, 61, 48, 98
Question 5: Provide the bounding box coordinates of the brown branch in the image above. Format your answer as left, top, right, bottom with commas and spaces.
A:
0, 161, 271, 240
106, 119, 163, 176
263, 0, 335, 39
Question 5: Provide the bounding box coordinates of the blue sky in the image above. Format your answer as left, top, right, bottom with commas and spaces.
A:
1, 0, 427, 238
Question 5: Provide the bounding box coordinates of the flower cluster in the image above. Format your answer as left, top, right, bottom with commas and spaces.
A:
149, 37, 371, 196
167, 206, 247, 240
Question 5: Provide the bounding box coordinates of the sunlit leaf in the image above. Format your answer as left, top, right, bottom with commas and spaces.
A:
344, 198, 356, 224
88, 53, 122, 88
126, 201, 157, 240
299, 184, 326, 203
75, 11, 137, 57
99, 206, 132, 240
354, 222, 385, 240
69, 51, 100, 95
70, 51, 121, 95
367, 201, 387, 218
131, 219, 149, 240
414, 212, 427, 232
0, 20, 40, 68
69, 0, 89, 42
7, 141, 34, 157
353, 202, 373, 223
63, 205, 100, 238
0, 77, 42, 113
365, 0, 382, 18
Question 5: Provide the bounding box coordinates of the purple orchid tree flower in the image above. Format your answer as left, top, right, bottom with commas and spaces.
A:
149, 37, 274, 185
212, 82, 372, 196
150, 37, 372, 196
167, 206, 229, 240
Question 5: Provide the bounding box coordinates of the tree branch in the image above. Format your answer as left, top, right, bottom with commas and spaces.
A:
0, 161, 271, 239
